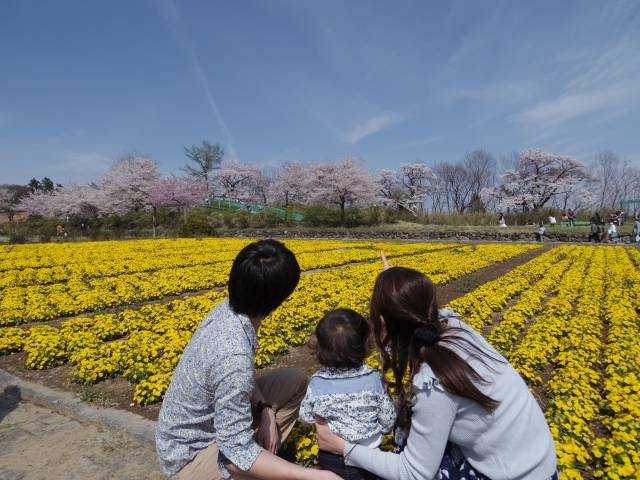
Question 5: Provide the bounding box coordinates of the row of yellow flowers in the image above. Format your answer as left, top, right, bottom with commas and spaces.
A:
487, 249, 575, 353
0, 239, 452, 289
542, 248, 606, 478
0, 238, 249, 271
506, 250, 591, 385
285, 246, 640, 473
0, 237, 354, 270
0, 243, 537, 407
0, 240, 457, 326
593, 247, 640, 479
256, 243, 538, 367
446, 245, 575, 332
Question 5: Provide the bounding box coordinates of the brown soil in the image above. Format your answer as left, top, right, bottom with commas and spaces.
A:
0, 244, 547, 421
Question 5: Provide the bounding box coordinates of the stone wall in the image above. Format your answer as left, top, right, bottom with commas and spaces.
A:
228, 228, 637, 244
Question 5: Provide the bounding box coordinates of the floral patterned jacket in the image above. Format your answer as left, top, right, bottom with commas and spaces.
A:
299, 364, 396, 445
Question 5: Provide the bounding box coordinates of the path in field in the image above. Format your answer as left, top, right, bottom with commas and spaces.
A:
0, 388, 163, 480
262, 245, 549, 375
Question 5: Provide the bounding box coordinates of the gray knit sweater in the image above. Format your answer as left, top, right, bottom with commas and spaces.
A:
345, 311, 557, 480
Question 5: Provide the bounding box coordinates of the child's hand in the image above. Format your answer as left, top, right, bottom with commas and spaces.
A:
381, 250, 391, 270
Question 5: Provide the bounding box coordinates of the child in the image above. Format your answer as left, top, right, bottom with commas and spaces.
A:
536, 222, 546, 242
300, 309, 396, 480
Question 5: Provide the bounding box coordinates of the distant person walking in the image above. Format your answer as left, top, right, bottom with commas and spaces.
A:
633, 216, 640, 243
567, 209, 576, 227
55, 224, 67, 239
608, 222, 617, 243
589, 218, 599, 243
498, 213, 507, 228
548, 216, 556, 227
535, 222, 546, 242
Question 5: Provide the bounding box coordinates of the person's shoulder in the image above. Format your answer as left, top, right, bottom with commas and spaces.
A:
310, 365, 384, 394
412, 362, 444, 394
191, 300, 252, 354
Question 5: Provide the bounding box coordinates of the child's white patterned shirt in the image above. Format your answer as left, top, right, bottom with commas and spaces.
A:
299, 364, 396, 446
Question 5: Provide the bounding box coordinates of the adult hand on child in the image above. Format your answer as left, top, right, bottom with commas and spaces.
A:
257, 407, 280, 454
314, 417, 346, 456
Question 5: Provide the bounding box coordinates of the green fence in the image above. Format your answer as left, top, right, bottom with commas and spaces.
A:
207, 197, 304, 221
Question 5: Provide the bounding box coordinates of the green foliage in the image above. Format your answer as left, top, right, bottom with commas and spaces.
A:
302, 206, 386, 227
179, 209, 217, 236
183, 141, 223, 182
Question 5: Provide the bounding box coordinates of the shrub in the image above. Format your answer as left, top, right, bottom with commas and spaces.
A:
302, 207, 343, 228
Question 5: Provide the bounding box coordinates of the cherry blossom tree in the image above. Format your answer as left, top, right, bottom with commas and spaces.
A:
0, 185, 30, 222
482, 149, 592, 212
18, 190, 54, 217
270, 162, 310, 208
377, 162, 436, 215
212, 160, 261, 201
249, 170, 273, 205
149, 175, 209, 209
19, 184, 101, 218
306, 158, 377, 218
98, 155, 160, 214
148, 175, 209, 234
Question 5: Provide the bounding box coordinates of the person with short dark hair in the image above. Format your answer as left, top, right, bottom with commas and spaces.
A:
299, 309, 396, 480
156, 240, 340, 480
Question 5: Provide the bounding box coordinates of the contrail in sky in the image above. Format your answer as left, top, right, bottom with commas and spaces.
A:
155, 0, 238, 159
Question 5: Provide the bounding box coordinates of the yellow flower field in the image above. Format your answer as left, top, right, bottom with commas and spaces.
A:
0, 239, 456, 325
1, 238, 638, 478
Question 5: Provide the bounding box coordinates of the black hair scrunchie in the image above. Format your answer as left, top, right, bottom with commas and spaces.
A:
413, 323, 441, 347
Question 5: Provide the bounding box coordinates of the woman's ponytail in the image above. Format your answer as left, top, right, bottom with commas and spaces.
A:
371, 267, 501, 429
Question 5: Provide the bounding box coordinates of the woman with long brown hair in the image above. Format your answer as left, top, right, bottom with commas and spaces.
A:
315, 263, 557, 480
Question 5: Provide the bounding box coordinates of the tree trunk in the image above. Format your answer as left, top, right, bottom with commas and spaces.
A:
152, 207, 157, 238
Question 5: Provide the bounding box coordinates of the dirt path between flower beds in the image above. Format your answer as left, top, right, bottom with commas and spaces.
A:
260, 245, 551, 376
0, 387, 163, 480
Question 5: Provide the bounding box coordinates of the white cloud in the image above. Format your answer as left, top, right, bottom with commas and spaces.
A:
393, 136, 440, 150
448, 82, 537, 105
516, 27, 640, 132
516, 85, 630, 128
343, 113, 404, 144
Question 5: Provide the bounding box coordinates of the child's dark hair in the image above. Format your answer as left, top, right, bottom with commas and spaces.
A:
229, 239, 300, 318
315, 309, 370, 369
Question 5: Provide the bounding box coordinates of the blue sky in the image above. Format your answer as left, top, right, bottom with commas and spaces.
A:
1, 0, 639, 184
